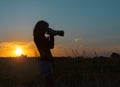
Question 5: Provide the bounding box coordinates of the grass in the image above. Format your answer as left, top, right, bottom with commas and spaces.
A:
0, 56, 120, 87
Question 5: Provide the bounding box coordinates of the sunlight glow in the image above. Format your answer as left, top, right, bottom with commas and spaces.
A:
15, 47, 23, 56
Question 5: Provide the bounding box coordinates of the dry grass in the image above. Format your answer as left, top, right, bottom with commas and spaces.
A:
0, 57, 120, 87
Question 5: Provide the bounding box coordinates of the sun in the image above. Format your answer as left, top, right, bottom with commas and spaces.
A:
15, 47, 23, 56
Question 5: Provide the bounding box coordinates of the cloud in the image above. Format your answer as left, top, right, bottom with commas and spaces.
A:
74, 38, 81, 42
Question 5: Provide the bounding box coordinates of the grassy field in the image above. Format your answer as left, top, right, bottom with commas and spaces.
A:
0, 56, 120, 87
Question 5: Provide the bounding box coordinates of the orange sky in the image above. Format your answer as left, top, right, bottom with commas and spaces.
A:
0, 41, 68, 57
0, 42, 35, 57
0, 41, 119, 57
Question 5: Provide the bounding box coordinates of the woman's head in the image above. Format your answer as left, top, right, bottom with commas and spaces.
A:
34, 20, 49, 34
36, 20, 49, 28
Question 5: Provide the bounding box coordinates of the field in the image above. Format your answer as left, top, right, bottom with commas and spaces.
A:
0, 56, 120, 87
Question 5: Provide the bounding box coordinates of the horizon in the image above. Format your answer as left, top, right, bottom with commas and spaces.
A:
0, 0, 120, 57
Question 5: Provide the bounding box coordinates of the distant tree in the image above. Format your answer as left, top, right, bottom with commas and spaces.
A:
20, 54, 27, 58
111, 52, 120, 58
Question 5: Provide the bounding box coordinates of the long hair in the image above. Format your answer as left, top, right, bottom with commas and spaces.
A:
34, 20, 49, 35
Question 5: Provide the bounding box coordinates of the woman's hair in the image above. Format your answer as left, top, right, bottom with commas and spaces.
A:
35, 20, 49, 29
34, 20, 49, 35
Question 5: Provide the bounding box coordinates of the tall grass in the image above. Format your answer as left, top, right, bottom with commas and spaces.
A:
0, 56, 120, 87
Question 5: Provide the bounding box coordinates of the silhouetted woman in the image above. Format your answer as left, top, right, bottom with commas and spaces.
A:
33, 20, 54, 87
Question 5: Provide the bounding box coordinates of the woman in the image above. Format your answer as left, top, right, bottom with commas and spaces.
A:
33, 20, 54, 87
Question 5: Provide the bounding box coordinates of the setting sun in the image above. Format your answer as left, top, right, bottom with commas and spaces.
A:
15, 47, 23, 56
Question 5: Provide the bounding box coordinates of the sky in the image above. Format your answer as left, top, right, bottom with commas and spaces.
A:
0, 0, 120, 57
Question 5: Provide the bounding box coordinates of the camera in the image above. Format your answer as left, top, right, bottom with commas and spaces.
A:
47, 28, 64, 36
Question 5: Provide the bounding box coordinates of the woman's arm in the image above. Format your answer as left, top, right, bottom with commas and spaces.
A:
49, 35, 54, 49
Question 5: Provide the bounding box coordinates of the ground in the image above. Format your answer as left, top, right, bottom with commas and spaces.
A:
0, 57, 120, 87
